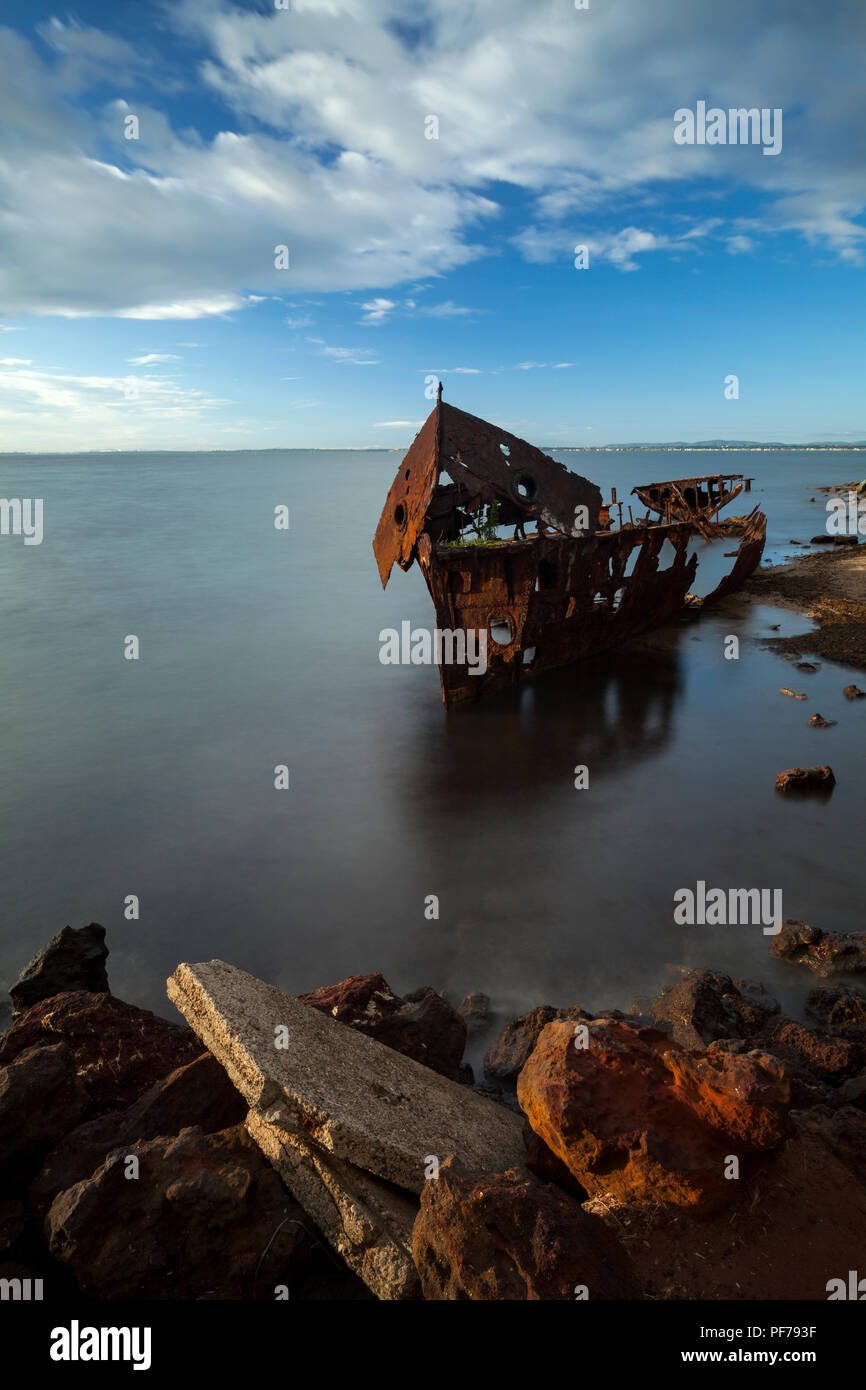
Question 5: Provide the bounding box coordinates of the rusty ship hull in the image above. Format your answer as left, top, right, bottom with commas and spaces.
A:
373, 390, 766, 710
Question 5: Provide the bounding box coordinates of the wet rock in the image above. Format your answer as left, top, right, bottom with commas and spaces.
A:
0, 1043, 88, 1183
47, 1124, 311, 1300
411, 1158, 640, 1300
805, 985, 866, 1039
775, 765, 835, 792
652, 970, 779, 1051
749, 1017, 861, 1086
779, 688, 808, 699
10, 925, 109, 1019
0, 993, 203, 1122
517, 1019, 789, 1213
484, 1004, 588, 1084
843, 684, 866, 699
30, 1051, 246, 1221
795, 662, 819, 672
771, 919, 866, 976
458, 993, 491, 1035
810, 535, 834, 544
168, 960, 527, 1195
300, 972, 467, 1081
808, 714, 836, 727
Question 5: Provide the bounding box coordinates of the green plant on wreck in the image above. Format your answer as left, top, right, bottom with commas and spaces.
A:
444, 499, 503, 547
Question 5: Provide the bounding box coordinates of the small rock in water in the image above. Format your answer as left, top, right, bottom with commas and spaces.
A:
775, 765, 836, 793
458, 992, 491, 1034
843, 684, 866, 700
780, 688, 808, 700
767, 623, 780, 631
808, 714, 837, 728
796, 662, 819, 672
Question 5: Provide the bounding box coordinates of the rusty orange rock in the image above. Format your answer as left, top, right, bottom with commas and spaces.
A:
517, 1019, 789, 1213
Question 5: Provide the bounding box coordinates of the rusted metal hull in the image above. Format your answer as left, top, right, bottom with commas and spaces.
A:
373, 392, 766, 710
633, 474, 745, 536
417, 524, 704, 707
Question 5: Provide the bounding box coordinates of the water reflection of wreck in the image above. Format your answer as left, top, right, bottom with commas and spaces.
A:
373, 387, 766, 709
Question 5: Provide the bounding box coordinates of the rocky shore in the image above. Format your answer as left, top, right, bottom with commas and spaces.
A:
747, 534, 866, 668
2, 920, 866, 1301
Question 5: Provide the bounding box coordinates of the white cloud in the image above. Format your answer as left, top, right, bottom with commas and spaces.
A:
128, 353, 182, 365
374, 420, 423, 428
360, 297, 397, 324
0, 0, 863, 323
307, 338, 381, 365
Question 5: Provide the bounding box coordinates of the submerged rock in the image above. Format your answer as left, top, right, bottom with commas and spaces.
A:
10, 925, 108, 1018
843, 684, 866, 699
775, 765, 835, 792
807, 714, 836, 727
771, 919, 866, 976
412, 1158, 639, 1300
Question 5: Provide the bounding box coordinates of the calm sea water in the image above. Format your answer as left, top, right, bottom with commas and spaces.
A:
1, 448, 863, 1048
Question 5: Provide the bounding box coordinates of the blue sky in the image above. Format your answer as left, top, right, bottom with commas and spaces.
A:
0, 0, 863, 450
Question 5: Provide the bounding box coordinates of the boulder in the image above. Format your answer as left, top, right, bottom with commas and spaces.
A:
30, 1051, 247, 1221
0, 992, 203, 1113
805, 985, 866, 1039
10, 925, 108, 1018
0, 1043, 88, 1184
770, 920, 866, 976
843, 684, 866, 699
300, 973, 466, 1080
807, 714, 836, 728
652, 970, 779, 1051
756, 1016, 863, 1085
412, 1159, 640, 1300
517, 1019, 789, 1213
775, 765, 835, 792
46, 1124, 310, 1299
484, 1004, 590, 1084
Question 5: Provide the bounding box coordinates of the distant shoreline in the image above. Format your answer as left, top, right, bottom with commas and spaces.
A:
2, 445, 866, 457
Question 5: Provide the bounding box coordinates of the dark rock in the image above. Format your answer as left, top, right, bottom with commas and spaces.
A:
775, 765, 835, 792
484, 1004, 587, 1084
805, 986, 866, 1039
795, 662, 819, 672
46, 1124, 312, 1299
0, 1043, 88, 1184
10, 925, 109, 1019
412, 1158, 639, 1300
843, 684, 866, 699
30, 1051, 246, 1221
652, 969, 779, 1051
300, 972, 466, 1080
756, 1016, 862, 1085
0, 1200, 25, 1257
0, 992, 203, 1114
771, 920, 866, 976
458, 993, 491, 1034
838, 1074, 866, 1109
807, 714, 836, 727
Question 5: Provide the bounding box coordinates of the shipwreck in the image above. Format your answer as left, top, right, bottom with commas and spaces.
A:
373, 387, 766, 709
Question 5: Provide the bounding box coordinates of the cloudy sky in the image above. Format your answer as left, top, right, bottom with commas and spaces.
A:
0, 0, 863, 450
